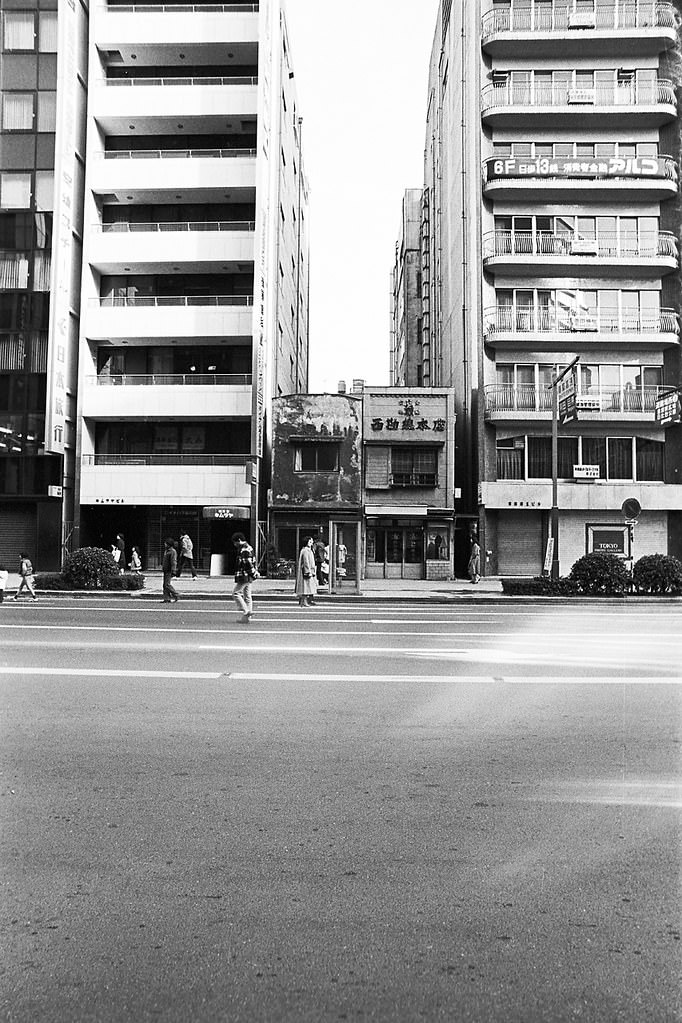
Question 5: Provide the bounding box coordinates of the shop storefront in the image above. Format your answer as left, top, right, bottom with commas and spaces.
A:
80, 504, 250, 572
362, 387, 456, 582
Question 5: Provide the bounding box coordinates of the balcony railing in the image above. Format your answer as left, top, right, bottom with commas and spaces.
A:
105, 3, 259, 12
483, 230, 678, 260
86, 373, 252, 386
482, 1, 675, 42
96, 220, 255, 233
482, 155, 679, 185
99, 148, 256, 160
481, 79, 676, 112
484, 383, 669, 414
389, 472, 438, 488
83, 453, 249, 466
95, 295, 254, 307
484, 305, 680, 336
101, 75, 257, 86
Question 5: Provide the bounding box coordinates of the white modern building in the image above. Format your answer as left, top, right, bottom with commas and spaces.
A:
74, 0, 309, 569
418, 0, 682, 576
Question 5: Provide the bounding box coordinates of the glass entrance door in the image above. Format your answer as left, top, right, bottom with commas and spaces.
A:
330, 522, 359, 592
365, 525, 424, 580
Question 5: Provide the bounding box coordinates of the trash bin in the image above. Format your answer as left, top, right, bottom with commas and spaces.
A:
209, 553, 226, 577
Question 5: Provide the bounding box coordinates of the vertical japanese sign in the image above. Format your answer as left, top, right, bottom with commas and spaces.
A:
45, 0, 78, 455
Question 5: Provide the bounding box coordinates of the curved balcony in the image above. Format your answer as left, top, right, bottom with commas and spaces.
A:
482, 155, 679, 201
480, 80, 677, 128
484, 383, 670, 420
482, 230, 678, 277
483, 305, 680, 348
89, 221, 255, 273
481, 1, 677, 56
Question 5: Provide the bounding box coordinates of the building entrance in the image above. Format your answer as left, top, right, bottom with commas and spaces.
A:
365, 524, 424, 580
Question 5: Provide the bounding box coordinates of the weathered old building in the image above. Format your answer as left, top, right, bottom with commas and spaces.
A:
269, 392, 362, 588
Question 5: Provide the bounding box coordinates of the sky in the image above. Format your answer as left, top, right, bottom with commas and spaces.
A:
282, 0, 440, 392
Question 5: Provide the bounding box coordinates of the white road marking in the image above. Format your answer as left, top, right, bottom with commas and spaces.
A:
0, 666, 222, 679
0, 666, 678, 685
0, 623, 678, 643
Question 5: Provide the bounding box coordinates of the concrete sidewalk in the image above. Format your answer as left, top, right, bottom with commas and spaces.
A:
3, 570, 503, 601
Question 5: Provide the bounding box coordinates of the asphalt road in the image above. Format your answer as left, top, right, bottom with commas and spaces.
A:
1, 597, 680, 1023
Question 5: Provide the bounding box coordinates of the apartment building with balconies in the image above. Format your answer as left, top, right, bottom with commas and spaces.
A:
74, 0, 309, 570
0, 0, 87, 568
419, 0, 682, 576
390, 189, 423, 387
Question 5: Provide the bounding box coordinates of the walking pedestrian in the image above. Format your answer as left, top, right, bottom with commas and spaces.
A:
161, 538, 179, 603
115, 533, 126, 574
14, 552, 37, 600
0, 564, 8, 603
177, 532, 197, 578
295, 536, 318, 607
129, 546, 142, 574
231, 532, 258, 623
468, 539, 481, 584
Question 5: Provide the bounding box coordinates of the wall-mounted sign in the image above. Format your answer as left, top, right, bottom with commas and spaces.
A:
558, 368, 577, 423
486, 156, 670, 181
370, 396, 447, 434
587, 525, 629, 557
573, 464, 600, 480
48, 485, 63, 498
655, 388, 681, 425
202, 506, 250, 520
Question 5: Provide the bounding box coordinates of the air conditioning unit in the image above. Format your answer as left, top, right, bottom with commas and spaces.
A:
570, 315, 598, 331
570, 238, 599, 255
568, 89, 595, 104
568, 12, 596, 28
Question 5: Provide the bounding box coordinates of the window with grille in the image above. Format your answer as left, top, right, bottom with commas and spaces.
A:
390, 447, 437, 487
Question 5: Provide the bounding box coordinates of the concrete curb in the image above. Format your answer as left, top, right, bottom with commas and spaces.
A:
16, 588, 682, 606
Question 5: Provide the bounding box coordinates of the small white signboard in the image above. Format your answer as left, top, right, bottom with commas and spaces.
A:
573, 464, 600, 480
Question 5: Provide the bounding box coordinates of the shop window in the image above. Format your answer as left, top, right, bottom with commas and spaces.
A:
607, 437, 633, 480
294, 442, 340, 472
390, 447, 437, 487
38, 12, 57, 52
636, 438, 664, 481
496, 436, 524, 479
2, 93, 33, 131
3, 11, 34, 51
0, 173, 30, 209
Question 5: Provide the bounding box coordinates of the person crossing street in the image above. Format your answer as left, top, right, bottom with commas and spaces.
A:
231, 532, 258, 623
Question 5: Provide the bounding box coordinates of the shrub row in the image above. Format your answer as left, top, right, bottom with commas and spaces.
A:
34, 547, 146, 591
501, 553, 682, 597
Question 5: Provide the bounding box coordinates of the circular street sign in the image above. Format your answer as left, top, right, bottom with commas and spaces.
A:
621, 498, 642, 519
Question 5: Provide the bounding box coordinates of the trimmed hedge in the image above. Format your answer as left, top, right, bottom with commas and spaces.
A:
34, 569, 145, 591
501, 576, 578, 596
569, 553, 629, 596
633, 554, 682, 596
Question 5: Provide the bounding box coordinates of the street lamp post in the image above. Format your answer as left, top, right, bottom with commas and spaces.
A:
550, 355, 580, 581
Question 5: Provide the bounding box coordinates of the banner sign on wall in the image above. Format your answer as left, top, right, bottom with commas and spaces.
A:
486, 156, 671, 181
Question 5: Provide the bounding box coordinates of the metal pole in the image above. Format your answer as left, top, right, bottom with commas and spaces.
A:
551, 379, 559, 581
550, 355, 580, 582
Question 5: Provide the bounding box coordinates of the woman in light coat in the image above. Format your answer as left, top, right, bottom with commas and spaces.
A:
295, 536, 318, 607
